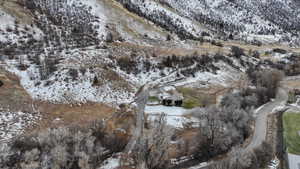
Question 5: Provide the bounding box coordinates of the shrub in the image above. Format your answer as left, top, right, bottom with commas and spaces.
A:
148, 96, 159, 102
23, 0, 101, 47
211, 40, 223, 47
68, 69, 78, 80
192, 105, 252, 162
161, 55, 175, 68
105, 32, 114, 43
92, 76, 100, 86
0, 121, 126, 169
209, 142, 274, 169
166, 34, 171, 41
251, 40, 262, 46
201, 31, 210, 37
288, 91, 296, 103
129, 114, 172, 169
252, 50, 260, 58
6, 26, 13, 32
253, 142, 274, 168
231, 46, 245, 58
3, 48, 14, 56
255, 69, 284, 99
214, 53, 226, 61
179, 87, 214, 108
117, 57, 138, 74
247, 69, 284, 104
79, 68, 87, 75
273, 48, 287, 54
183, 98, 199, 109
17, 64, 29, 71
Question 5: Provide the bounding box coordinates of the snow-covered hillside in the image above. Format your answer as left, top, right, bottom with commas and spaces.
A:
0, 109, 40, 141
117, 0, 300, 45
0, 0, 290, 105
3, 43, 258, 104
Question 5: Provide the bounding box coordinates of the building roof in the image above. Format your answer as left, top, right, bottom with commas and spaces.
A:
159, 91, 183, 101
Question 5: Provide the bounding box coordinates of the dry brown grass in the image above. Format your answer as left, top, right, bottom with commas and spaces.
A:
168, 128, 199, 159
281, 80, 300, 90
99, 0, 168, 39
34, 101, 115, 129
0, 0, 33, 24
110, 38, 300, 61
111, 41, 229, 57
103, 69, 134, 92
0, 68, 33, 112
0, 68, 116, 134
105, 110, 136, 134
224, 40, 300, 52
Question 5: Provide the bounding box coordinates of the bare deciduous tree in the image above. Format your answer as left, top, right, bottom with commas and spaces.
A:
146, 113, 171, 169
254, 69, 284, 99
199, 106, 223, 146
229, 147, 253, 169
191, 103, 252, 161
0, 120, 116, 169
125, 84, 172, 169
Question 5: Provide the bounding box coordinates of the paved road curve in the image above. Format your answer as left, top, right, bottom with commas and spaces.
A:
245, 88, 288, 151
133, 83, 289, 169
194, 88, 288, 169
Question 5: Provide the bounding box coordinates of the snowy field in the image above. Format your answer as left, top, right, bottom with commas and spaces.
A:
98, 157, 120, 169
145, 105, 194, 128
0, 110, 41, 141
287, 153, 300, 169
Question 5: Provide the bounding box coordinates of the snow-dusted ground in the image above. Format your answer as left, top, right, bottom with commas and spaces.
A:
174, 69, 238, 88
157, 0, 300, 44
4, 59, 134, 104
1, 0, 255, 106
0, 110, 41, 141
3, 46, 244, 105
268, 157, 280, 169
188, 162, 209, 169
145, 105, 195, 128
114, 56, 245, 89
128, 0, 204, 37
4, 58, 242, 105
253, 102, 268, 117
98, 157, 120, 169
73, 0, 107, 39
145, 105, 187, 116
0, 10, 16, 43
287, 153, 300, 169
0, 9, 43, 44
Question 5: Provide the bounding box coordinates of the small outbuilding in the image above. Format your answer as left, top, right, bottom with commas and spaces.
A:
159, 90, 184, 107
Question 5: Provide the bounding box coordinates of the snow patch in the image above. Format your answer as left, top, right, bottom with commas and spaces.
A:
4, 57, 134, 105
145, 105, 193, 128
98, 157, 120, 169
0, 110, 41, 141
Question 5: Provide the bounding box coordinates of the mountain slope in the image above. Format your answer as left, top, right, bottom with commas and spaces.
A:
117, 0, 300, 45
0, 0, 299, 105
